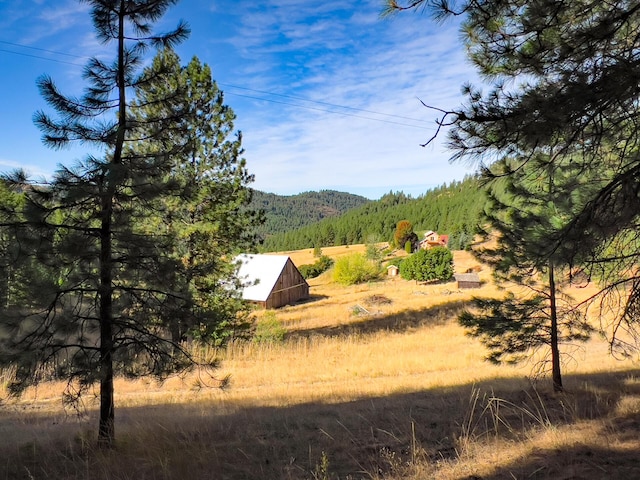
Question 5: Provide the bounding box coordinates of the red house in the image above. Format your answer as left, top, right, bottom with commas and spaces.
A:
419, 231, 449, 249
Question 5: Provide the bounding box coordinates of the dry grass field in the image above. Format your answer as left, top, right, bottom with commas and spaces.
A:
1, 247, 639, 479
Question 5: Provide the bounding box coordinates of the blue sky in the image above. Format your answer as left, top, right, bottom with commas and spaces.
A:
0, 0, 479, 200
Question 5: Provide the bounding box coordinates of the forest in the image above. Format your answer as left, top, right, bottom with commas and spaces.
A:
259, 175, 486, 252
248, 189, 369, 238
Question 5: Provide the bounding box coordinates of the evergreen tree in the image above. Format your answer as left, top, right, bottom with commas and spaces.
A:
459, 157, 594, 391
386, 1, 640, 355
365, 233, 383, 262
0, 0, 248, 447
130, 50, 260, 345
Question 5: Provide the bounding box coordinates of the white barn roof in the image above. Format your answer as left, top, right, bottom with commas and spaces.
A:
235, 254, 290, 302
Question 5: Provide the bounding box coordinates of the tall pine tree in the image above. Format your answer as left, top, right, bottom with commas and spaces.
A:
386, 0, 640, 356
459, 156, 593, 391
130, 49, 261, 345
0, 0, 252, 447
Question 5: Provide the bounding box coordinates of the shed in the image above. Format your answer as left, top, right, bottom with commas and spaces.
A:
387, 265, 399, 277
235, 254, 309, 309
454, 273, 481, 289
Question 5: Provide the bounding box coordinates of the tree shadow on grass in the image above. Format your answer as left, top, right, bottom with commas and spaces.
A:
479, 444, 640, 480
3, 369, 640, 480
285, 299, 472, 340
292, 293, 329, 305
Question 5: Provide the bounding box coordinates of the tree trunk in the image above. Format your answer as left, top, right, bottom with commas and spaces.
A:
98, 188, 115, 447
0, 264, 8, 308
97, 1, 126, 447
548, 264, 563, 392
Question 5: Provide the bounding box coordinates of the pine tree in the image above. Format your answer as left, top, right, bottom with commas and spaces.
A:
386, 0, 640, 355
459, 156, 594, 391
130, 50, 261, 345
0, 0, 247, 447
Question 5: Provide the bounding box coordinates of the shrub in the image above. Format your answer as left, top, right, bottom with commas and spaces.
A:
299, 255, 334, 279
253, 311, 286, 344
332, 253, 381, 285
405, 240, 413, 253
400, 247, 454, 282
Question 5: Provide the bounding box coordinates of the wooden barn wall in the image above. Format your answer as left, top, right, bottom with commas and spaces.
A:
266, 260, 309, 309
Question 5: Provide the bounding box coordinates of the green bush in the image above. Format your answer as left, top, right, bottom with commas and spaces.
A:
400, 247, 454, 282
332, 253, 381, 285
253, 311, 286, 344
365, 243, 382, 261
405, 240, 413, 253
299, 255, 334, 279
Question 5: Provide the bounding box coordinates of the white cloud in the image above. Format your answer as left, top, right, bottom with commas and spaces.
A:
0, 158, 50, 179
0, 0, 482, 200
222, 3, 480, 198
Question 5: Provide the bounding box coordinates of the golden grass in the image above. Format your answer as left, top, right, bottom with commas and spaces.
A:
2, 248, 640, 479
276, 243, 377, 267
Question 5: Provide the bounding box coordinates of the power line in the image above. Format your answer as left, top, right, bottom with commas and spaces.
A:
0, 48, 84, 67
0, 39, 431, 130
219, 83, 431, 124
0, 40, 86, 59
228, 92, 429, 129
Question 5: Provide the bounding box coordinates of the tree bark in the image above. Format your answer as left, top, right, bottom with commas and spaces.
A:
548, 264, 563, 392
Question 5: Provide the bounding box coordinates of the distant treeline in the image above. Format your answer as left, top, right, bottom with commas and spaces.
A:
249, 189, 370, 238
260, 175, 487, 252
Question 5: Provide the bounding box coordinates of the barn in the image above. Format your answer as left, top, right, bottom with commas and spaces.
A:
454, 272, 481, 289
235, 254, 309, 309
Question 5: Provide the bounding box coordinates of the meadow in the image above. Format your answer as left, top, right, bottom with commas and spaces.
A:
1, 246, 639, 479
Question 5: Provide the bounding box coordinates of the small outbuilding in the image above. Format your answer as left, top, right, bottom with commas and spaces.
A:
454, 272, 481, 289
386, 265, 400, 277
235, 254, 309, 309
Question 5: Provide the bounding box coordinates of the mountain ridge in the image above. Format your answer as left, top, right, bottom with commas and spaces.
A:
249, 189, 370, 239
258, 175, 486, 252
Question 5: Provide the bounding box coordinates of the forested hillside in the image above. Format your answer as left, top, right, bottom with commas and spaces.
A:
250, 189, 370, 238
260, 175, 486, 251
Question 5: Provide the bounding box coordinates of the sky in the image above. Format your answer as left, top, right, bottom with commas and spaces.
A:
0, 0, 481, 200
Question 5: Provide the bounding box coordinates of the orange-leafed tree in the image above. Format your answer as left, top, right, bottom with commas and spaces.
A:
394, 220, 417, 251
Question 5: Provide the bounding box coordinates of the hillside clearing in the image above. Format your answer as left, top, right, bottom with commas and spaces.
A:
1, 248, 639, 479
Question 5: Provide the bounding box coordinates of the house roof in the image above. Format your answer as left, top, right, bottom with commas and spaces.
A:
235, 254, 290, 302
454, 273, 480, 282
